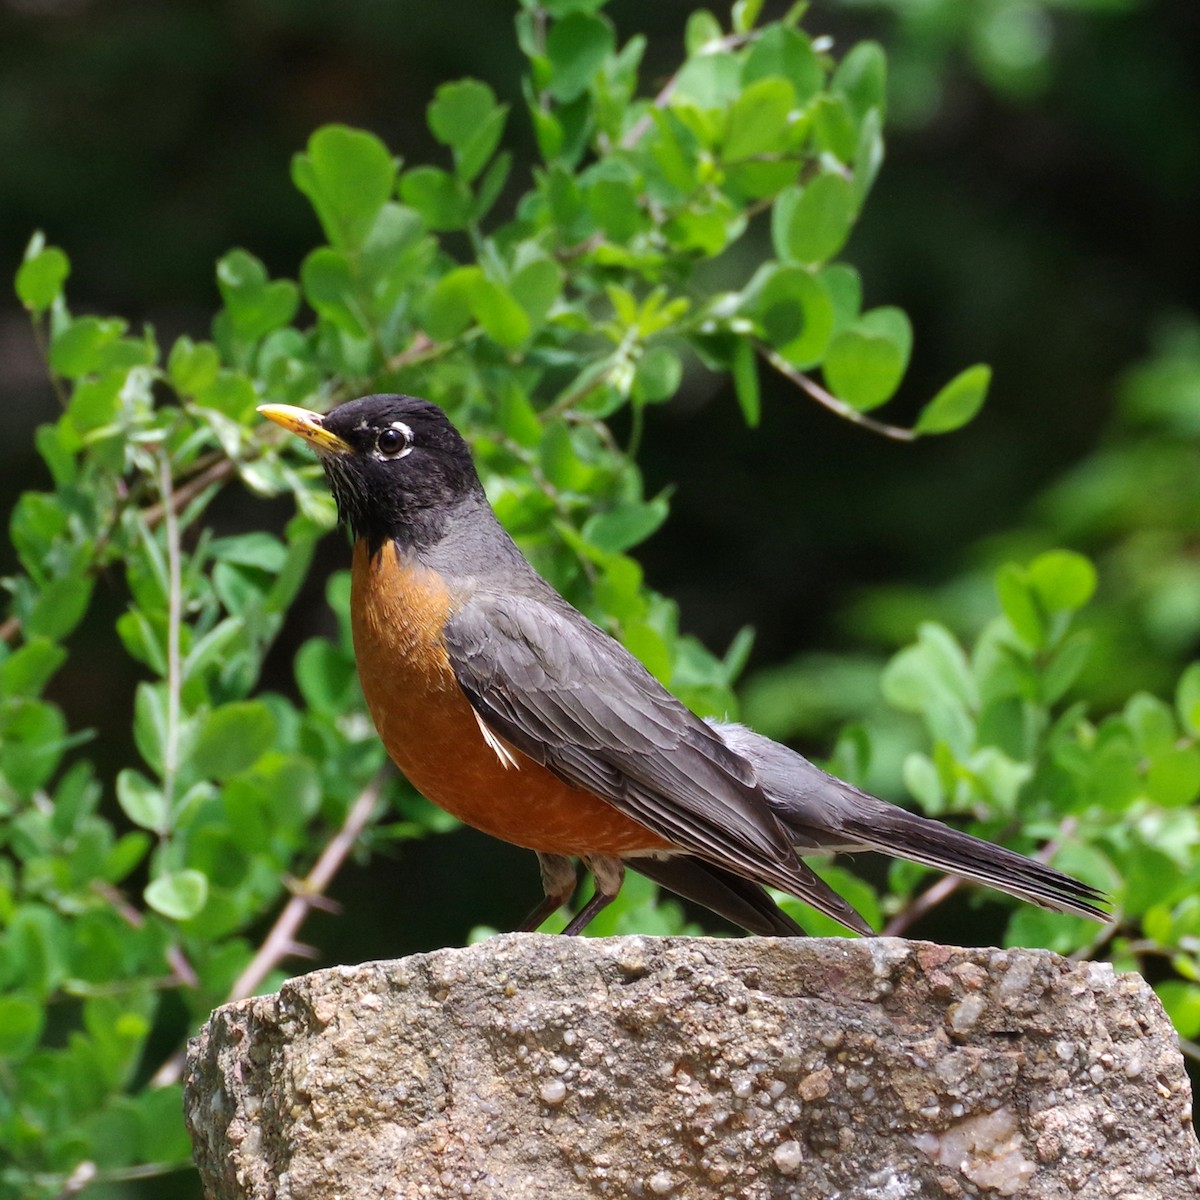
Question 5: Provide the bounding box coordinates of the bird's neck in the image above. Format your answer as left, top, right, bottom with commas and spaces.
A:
367, 493, 528, 587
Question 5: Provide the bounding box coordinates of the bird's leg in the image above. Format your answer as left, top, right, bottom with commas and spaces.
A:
561, 856, 625, 936
517, 853, 578, 932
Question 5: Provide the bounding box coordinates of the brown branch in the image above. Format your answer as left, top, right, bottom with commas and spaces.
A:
148, 768, 388, 1088
224, 769, 387, 1003
385, 331, 438, 371
141, 456, 237, 529
92, 881, 199, 989
762, 347, 917, 442
881, 874, 962, 938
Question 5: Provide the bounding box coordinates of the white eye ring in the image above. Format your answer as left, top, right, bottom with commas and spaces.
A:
375, 421, 413, 459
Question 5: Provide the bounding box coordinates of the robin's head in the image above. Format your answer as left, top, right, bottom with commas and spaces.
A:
258, 394, 483, 553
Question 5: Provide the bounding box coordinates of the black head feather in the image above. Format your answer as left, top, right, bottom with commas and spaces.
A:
317, 394, 484, 554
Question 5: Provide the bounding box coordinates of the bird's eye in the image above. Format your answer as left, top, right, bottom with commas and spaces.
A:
376, 425, 412, 458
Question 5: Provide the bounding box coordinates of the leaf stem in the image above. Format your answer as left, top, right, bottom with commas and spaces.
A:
762, 346, 917, 442
157, 452, 184, 827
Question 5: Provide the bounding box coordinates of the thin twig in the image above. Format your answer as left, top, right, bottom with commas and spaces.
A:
762, 347, 917, 442
92, 881, 199, 988
882, 875, 961, 938
157, 452, 183, 823
27, 315, 69, 410
142, 456, 236, 529
148, 768, 388, 1088
385, 331, 438, 371
40, 1158, 193, 1199
225, 768, 387, 1001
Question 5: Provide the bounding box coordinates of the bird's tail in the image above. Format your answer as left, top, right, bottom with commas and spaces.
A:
711, 721, 1108, 923
829, 802, 1108, 921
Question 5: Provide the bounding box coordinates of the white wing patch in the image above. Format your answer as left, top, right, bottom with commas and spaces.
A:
473, 707, 520, 769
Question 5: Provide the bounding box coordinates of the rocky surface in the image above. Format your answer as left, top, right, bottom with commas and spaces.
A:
184, 934, 1199, 1199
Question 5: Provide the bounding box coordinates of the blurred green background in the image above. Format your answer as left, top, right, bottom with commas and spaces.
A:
2, 0, 1199, 955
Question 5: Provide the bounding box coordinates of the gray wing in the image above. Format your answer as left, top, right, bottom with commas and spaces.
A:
444, 589, 872, 934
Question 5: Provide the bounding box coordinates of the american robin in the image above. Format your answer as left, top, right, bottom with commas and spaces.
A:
259, 394, 1107, 937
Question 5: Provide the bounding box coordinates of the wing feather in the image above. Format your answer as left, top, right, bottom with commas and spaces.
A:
444, 589, 872, 934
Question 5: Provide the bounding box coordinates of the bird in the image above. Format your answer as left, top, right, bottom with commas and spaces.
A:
258, 394, 1107, 937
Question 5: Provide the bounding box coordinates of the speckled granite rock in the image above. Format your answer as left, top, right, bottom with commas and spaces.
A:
184, 934, 1199, 1199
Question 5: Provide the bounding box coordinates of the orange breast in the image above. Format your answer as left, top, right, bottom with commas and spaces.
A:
349, 541, 670, 857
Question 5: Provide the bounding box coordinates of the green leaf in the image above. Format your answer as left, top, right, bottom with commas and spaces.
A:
722, 77, 795, 163
1155, 981, 1200, 1039
820, 263, 862, 335
428, 79, 508, 182
25, 574, 94, 641
823, 307, 912, 411
633, 346, 682, 405
546, 12, 615, 102
473, 151, 514, 221
995, 563, 1045, 647
914, 364, 991, 435
423, 266, 481, 341
1175, 663, 1200, 737
742, 26, 822, 104
511, 255, 563, 327
684, 10, 723, 56
291, 125, 397, 250
0, 995, 44, 1058
673, 51, 740, 110
115, 769, 167, 833
778, 864, 881, 936
883, 624, 976, 718
133, 1083, 194, 1163
1042, 631, 1093, 704
1147, 746, 1200, 808
144, 869, 209, 921
741, 264, 834, 369
193, 701, 277, 780
831, 40, 887, 121
903, 752, 944, 811
811, 94, 858, 162
168, 336, 221, 396
731, 0, 764, 35
730, 339, 760, 427
774, 173, 858, 265
295, 639, 358, 714
584, 497, 670, 553
133, 682, 169, 774
16, 237, 70, 312
1, 638, 67, 697
49, 315, 128, 378
1027, 550, 1097, 614
300, 248, 369, 338
1005, 905, 1091, 955
587, 178, 647, 241
210, 531, 287, 571
105, 832, 151, 883
398, 166, 474, 231
216, 249, 299, 341
471, 279, 531, 349
429, 78, 498, 149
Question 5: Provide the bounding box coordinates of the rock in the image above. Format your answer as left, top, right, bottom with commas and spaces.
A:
184, 934, 1200, 1199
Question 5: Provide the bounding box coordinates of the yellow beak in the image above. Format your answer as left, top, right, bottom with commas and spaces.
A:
257, 404, 352, 456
